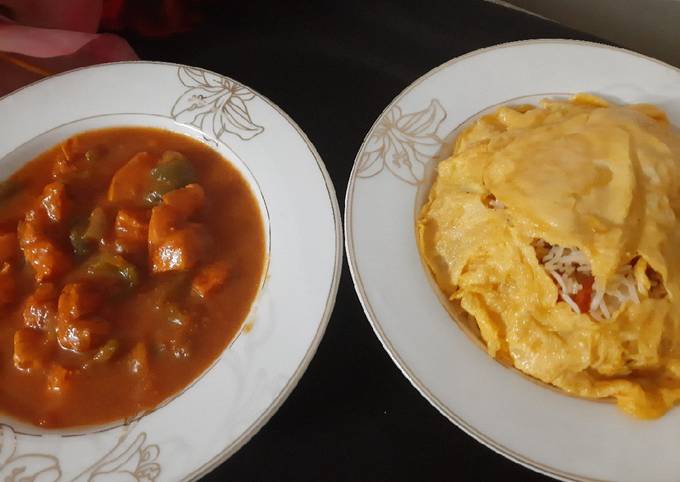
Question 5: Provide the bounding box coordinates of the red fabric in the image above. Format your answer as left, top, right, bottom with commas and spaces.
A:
101, 0, 202, 37
101, 0, 126, 31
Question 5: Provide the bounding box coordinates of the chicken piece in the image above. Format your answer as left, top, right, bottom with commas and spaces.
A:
114, 209, 149, 253
58, 282, 102, 321
39, 182, 69, 224
108, 152, 157, 205
0, 231, 17, 263
18, 220, 71, 282
148, 184, 205, 244
46, 363, 71, 393
13, 328, 49, 371
148, 204, 180, 246
0, 262, 15, 305
23, 283, 59, 330
148, 182, 210, 273
21, 239, 71, 282
57, 317, 110, 352
150, 224, 207, 273
192, 260, 230, 298
115, 209, 149, 243
161, 184, 205, 220
17, 217, 39, 244
18, 220, 67, 281
52, 137, 94, 181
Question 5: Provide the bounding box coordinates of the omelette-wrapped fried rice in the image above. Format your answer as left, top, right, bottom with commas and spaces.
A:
417, 94, 680, 419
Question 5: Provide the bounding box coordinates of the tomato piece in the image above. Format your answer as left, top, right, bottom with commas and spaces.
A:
573, 275, 595, 313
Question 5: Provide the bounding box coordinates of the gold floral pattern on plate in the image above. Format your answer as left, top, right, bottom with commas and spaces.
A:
0, 65, 269, 482
0, 424, 160, 482
172, 66, 264, 142
357, 99, 446, 185
0, 48, 344, 481
73, 431, 161, 482
0, 424, 61, 482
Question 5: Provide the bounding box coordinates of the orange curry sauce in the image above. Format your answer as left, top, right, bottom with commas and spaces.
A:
0, 127, 265, 428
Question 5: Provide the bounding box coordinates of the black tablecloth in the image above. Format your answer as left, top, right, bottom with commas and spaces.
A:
126, 2, 602, 480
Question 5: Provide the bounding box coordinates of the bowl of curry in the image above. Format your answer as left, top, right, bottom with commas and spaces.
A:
0, 61, 341, 482
1, 126, 267, 428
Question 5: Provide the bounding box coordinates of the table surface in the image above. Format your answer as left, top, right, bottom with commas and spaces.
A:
125, 1, 602, 480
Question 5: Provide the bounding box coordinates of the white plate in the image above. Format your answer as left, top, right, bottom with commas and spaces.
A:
345, 39, 680, 482
0, 62, 341, 481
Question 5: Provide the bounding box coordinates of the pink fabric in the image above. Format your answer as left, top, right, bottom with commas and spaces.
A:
0, 0, 102, 31
78, 33, 137, 62
0, 0, 137, 97
0, 23, 100, 58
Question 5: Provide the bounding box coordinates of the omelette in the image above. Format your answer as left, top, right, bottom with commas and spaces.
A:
417, 94, 680, 419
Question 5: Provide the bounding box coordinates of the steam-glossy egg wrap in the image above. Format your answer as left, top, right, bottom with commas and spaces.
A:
418, 94, 680, 418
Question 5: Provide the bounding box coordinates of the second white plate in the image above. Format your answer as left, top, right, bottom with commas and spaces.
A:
346, 39, 680, 482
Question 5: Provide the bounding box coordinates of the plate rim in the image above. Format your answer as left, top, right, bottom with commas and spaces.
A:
0, 60, 344, 481
180, 60, 344, 479
344, 38, 680, 482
